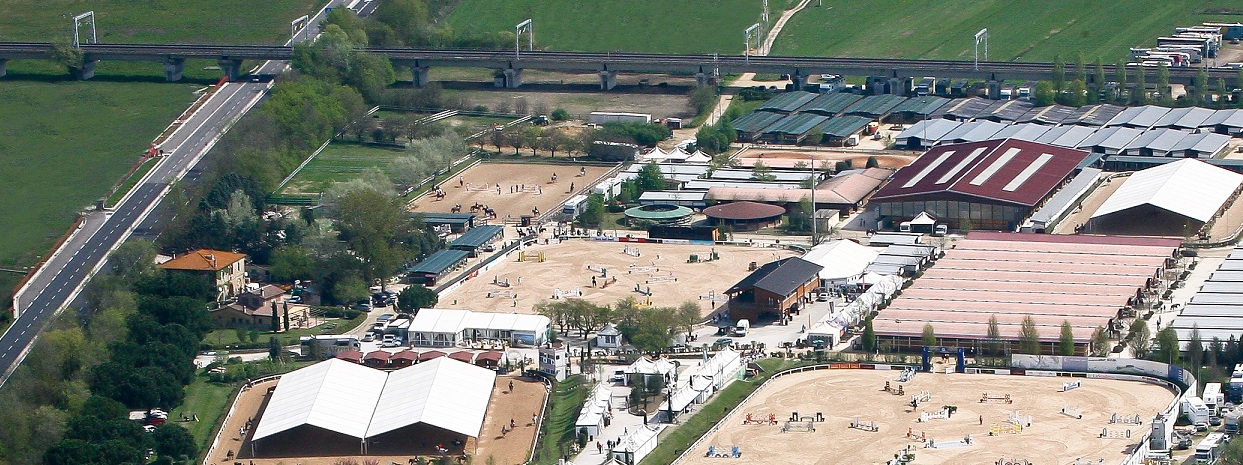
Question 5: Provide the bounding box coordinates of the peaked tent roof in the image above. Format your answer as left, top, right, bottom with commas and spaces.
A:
801, 240, 882, 281
252, 358, 389, 441
367, 357, 496, 438
1090, 158, 1243, 223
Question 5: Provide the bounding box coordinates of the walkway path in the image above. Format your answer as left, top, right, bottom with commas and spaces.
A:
703, 0, 814, 127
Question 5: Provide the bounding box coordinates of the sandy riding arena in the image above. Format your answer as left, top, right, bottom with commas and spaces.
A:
409, 162, 615, 221
439, 240, 798, 316
679, 369, 1174, 465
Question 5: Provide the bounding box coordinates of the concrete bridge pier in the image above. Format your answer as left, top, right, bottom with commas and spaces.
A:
887, 78, 903, 95
78, 59, 98, 80
987, 80, 1001, 99
695, 71, 714, 86
411, 65, 430, 87
218, 58, 244, 81
0, 59, 7, 78
495, 68, 523, 88
790, 73, 807, 91
163, 58, 185, 82
599, 70, 617, 90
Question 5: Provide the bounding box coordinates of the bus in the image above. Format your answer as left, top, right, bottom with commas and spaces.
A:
1196, 432, 1226, 464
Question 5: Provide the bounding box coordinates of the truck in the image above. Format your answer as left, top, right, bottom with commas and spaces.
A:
1184, 396, 1211, 427
562, 194, 590, 219
588, 112, 652, 125
1195, 432, 1226, 464
1204, 383, 1224, 415
733, 319, 750, 337
1228, 363, 1243, 403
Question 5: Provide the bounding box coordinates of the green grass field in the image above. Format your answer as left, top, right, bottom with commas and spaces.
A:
282, 143, 410, 193
446, 0, 764, 54
171, 378, 235, 453
0, 0, 321, 308
772, 0, 1243, 62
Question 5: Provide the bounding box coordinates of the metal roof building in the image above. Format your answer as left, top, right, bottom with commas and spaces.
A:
1035, 125, 1098, 148
731, 111, 787, 140
1018, 104, 1079, 125
817, 115, 873, 141
979, 99, 1034, 122
872, 139, 1091, 230
448, 225, 503, 256
940, 97, 994, 121
872, 232, 1179, 354
1076, 126, 1143, 154
251, 358, 496, 455
941, 120, 1008, 143
798, 92, 864, 116
1153, 106, 1218, 130
1106, 105, 1171, 129
1087, 158, 1243, 234
895, 119, 962, 149
408, 250, 471, 285
761, 113, 830, 144
1073, 104, 1126, 126
890, 96, 950, 121
842, 94, 906, 118
725, 257, 823, 321
1171, 245, 1243, 346
1170, 131, 1232, 158
991, 122, 1052, 142
1121, 128, 1195, 157
756, 91, 818, 114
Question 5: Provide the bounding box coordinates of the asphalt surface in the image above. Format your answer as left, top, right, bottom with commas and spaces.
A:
0, 0, 342, 386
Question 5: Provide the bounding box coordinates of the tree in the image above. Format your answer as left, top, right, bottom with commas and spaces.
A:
1094, 58, 1106, 97
1090, 327, 1110, 357
44, 439, 100, 465
1062, 80, 1088, 107
333, 275, 369, 305
521, 126, 544, 155
921, 324, 937, 347
397, 285, 438, 313
335, 188, 412, 281
1033, 81, 1056, 106
688, 86, 718, 116
577, 194, 605, 228
1058, 320, 1076, 356
268, 336, 282, 361
270, 245, 315, 283
1153, 327, 1180, 365
865, 156, 880, 168
1133, 66, 1148, 105
1074, 52, 1087, 84
986, 314, 1002, 356
635, 163, 666, 193
1193, 67, 1209, 105
1128, 318, 1152, 359
550, 108, 570, 121
1052, 54, 1065, 91
1189, 324, 1205, 370
630, 307, 676, 352
1210, 337, 1223, 369
152, 424, 197, 461
750, 161, 777, 181
1019, 316, 1041, 355
674, 302, 701, 339
1115, 60, 1129, 104
1156, 62, 1171, 102
860, 319, 877, 352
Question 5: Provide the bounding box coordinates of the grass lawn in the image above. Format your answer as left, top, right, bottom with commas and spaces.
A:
446, 0, 763, 54
0, 81, 195, 271
170, 377, 235, 453
202, 316, 366, 349
0, 0, 321, 44
281, 143, 410, 194
772, 0, 1243, 63
105, 156, 159, 207
532, 375, 588, 465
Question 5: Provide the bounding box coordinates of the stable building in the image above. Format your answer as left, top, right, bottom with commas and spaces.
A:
724, 257, 822, 322
1086, 158, 1243, 236
418, 212, 477, 234
408, 250, 470, 285
872, 139, 1091, 230
448, 225, 503, 257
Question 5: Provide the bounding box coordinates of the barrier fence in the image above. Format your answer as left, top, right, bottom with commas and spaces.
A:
200, 374, 284, 465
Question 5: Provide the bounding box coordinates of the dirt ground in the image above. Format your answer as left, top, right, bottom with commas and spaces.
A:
678, 369, 1174, 465
205, 374, 545, 465
1052, 173, 1123, 235
733, 147, 917, 170
441, 85, 694, 121
439, 240, 798, 316
409, 162, 615, 221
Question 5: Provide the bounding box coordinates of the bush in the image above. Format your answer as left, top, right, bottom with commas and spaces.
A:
550, 108, 570, 121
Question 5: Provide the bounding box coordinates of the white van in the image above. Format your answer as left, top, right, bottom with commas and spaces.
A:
733, 319, 750, 337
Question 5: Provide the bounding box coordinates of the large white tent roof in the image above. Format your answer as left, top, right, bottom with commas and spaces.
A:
1091, 158, 1243, 223
410, 308, 550, 334
253, 358, 496, 442
252, 359, 389, 441
368, 357, 496, 437
801, 240, 883, 281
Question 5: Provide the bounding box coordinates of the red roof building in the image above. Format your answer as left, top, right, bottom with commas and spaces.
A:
474, 351, 503, 368
872, 139, 1090, 230
334, 350, 364, 364
418, 350, 447, 362
448, 351, 475, 364
363, 350, 391, 368
390, 350, 419, 368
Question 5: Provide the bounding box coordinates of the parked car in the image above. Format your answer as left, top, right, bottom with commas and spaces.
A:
353, 300, 373, 312
362, 332, 376, 342
376, 314, 395, 323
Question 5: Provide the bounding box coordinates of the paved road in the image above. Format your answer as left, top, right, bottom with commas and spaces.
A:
0, 0, 343, 386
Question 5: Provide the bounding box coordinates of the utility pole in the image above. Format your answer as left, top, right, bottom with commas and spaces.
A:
974, 28, 989, 71
744, 23, 761, 64
810, 154, 817, 246
515, 19, 533, 59
72, 11, 96, 48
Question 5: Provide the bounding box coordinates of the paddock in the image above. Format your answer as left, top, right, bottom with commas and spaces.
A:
677, 368, 1174, 465
439, 239, 798, 316
409, 162, 615, 222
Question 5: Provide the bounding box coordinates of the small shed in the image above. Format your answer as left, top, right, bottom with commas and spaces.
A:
418, 350, 447, 362
475, 351, 503, 368
390, 350, 419, 368
449, 351, 476, 364
596, 323, 622, 349
363, 350, 391, 368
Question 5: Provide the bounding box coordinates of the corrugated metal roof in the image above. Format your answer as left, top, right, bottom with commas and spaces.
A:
756, 91, 818, 113
943, 120, 1008, 142
726, 257, 822, 297
1107, 105, 1171, 128
843, 94, 907, 117
891, 96, 950, 116
410, 250, 470, 275
1077, 126, 1143, 150
1123, 128, 1194, 153
942, 97, 993, 120
732, 111, 787, 134
817, 115, 873, 138
450, 225, 503, 249
763, 113, 829, 136
799, 92, 864, 115
1153, 106, 1217, 129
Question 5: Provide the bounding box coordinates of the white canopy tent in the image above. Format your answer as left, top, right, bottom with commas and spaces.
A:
252, 358, 496, 453
1091, 158, 1243, 224
575, 383, 613, 438
801, 240, 883, 284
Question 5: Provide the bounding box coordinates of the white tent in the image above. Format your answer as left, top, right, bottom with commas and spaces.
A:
252, 358, 496, 445
685, 150, 712, 164
575, 383, 613, 438
801, 240, 883, 283
623, 356, 677, 376
1091, 158, 1243, 223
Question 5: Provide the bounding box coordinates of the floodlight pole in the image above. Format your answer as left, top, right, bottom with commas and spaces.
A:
810, 154, 818, 246
974, 28, 988, 71
515, 19, 533, 59
744, 23, 761, 64
290, 15, 310, 44
72, 11, 96, 48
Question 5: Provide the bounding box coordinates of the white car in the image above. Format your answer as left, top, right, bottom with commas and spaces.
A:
362, 332, 376, 342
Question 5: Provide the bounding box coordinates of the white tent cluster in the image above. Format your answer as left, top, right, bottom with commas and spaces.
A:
574, 383, 613, 438
807, 274, 904, 347
638, 147, 712, 164
666, 348, 744, 413
622, 356, 678, 380
252, 358, 496, 447
800, 240, 883, 284
1091, 158, 1243, 224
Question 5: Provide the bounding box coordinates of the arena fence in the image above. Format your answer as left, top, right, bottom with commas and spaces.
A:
200, 374, 284, 465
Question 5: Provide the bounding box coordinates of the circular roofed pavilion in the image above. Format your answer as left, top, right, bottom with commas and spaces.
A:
624, 204, 694, 225
704, 201, 786, 230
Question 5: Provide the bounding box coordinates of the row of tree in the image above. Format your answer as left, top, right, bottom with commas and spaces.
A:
859, 314, 1112, 357
1039, 54, 1243, 108
535, 297, 702, 353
